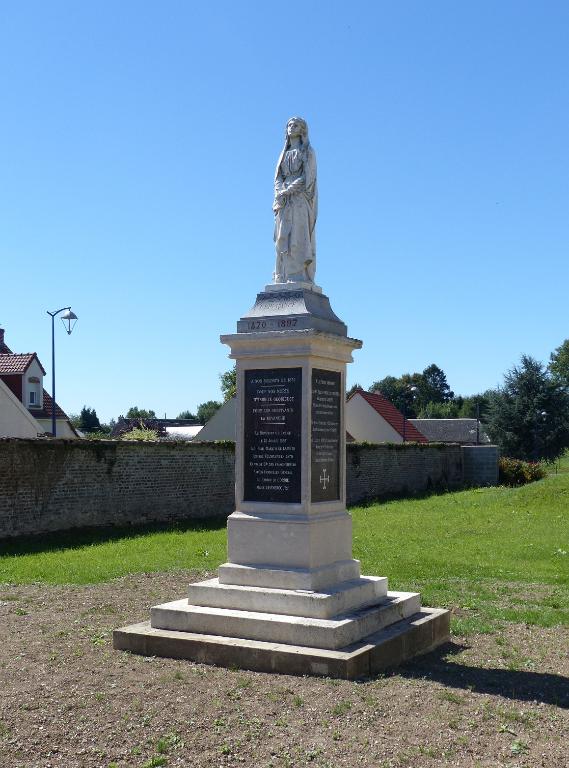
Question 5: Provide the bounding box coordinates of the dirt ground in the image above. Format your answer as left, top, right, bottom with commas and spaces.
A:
1, 572, 567, 768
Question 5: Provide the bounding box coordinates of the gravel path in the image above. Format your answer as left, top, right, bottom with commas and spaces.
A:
1, 572, 567, 768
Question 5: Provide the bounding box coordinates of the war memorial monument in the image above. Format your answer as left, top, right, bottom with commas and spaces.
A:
114, 117, 450, 678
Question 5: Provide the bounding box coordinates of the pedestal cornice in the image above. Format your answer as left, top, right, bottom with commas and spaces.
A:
221, 329, 362, 363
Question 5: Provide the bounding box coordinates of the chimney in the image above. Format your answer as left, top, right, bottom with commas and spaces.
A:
0, 328, 11, 355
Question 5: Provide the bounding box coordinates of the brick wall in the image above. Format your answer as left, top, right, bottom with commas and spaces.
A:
0, 439, 495, 539
0, 439, 235, 539
462, 445, 500, 486
346, 443, 463, 506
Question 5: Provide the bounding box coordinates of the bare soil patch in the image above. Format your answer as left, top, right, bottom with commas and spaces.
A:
1, 572, 567, 768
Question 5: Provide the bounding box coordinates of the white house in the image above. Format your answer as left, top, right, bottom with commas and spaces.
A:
0, 328, 78, 438
195, 398, 237, 441
345, 389, 428, 443
0, 377, 44, 438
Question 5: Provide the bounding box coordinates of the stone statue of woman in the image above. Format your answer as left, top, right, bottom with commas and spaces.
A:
273, 117, 318, 285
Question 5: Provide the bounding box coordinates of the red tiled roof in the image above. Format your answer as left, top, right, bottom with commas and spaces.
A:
0, 336, 73, 430
34, 389, 71, 421
352, 390, 428, 443
0, 353, 45, 375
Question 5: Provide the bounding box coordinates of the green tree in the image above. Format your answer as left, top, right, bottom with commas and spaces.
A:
370, 374, 422, 417
177, 410, 197, 420
485, 355, 569, 461
370, 364, 455, 417
126, 406, 156, 419
549, 339, 569, 389
420, 364, 454, 405
456, 392, 492, 419
370, 376, 406, 411
416, 401, 460, 418
220, 366, 237, 402
197, 400, 222, 424
346, 382, 364, 400
79, 406, 101, 433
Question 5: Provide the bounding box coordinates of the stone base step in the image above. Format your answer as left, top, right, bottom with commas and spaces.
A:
218, 559, 361, 591
187, 576, 388, 619
151, 590, 420, 650
113, 607, 450, 679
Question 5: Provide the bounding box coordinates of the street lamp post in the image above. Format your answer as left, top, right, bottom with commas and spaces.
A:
402, 386, 418, 443
47, 307, 78, 437
475, 401, 480, 446
533, 410, 547, 462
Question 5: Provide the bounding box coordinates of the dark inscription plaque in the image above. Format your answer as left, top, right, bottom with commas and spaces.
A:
311, 369, 341, 502
243, 368, 302, 503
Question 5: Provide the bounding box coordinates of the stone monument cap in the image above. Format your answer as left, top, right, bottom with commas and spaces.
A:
237, 287, 347, 336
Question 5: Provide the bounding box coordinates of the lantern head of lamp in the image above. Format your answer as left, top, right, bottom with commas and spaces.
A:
60, 310, 78, 335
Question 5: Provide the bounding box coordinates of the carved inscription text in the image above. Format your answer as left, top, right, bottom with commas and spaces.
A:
243, 368, 302, 503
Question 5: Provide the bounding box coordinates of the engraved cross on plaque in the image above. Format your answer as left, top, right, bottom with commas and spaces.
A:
319, 468, 330, 490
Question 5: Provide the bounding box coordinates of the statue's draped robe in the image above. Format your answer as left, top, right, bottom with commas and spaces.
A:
273, 145, 317, 283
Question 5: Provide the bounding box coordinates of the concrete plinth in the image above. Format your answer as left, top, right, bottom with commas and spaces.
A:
152, 589, 421, 650
218, 559, 362, 591
225, 509, 355, 578
113, 607, 450, 680
187, 575, 387, 619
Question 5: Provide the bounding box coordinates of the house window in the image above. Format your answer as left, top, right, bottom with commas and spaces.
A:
27, 376, 41, 408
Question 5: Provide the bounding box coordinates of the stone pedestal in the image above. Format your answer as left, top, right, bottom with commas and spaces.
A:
114, 284, 450, 678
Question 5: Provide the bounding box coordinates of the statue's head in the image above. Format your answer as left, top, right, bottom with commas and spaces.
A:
285, 116, 309, 145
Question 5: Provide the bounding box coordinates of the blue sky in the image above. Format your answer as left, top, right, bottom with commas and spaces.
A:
1, 2, 567, 422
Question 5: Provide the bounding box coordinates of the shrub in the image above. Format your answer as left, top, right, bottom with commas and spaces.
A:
83, 430, 113, 441
120, 427, 159, 442
499, 456, 546, 486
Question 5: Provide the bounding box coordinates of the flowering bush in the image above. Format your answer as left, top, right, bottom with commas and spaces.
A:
499, 456, 546, 486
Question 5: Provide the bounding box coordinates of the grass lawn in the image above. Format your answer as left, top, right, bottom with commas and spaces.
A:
1, 454, 567, 636
351, 456, 569, 634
